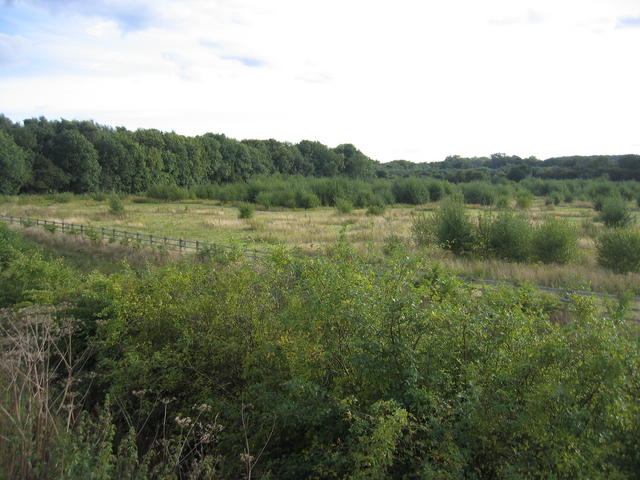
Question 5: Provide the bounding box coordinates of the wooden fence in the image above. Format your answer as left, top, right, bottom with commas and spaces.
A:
0, 214, 269, 259
1, 214, 638, 322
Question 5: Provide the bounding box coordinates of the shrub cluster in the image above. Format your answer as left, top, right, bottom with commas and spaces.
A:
0, 228, 639, 479
414, 201, 578, 264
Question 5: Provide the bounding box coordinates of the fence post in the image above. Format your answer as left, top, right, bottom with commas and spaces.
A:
196, 240, 199, 251
149, 234, 153, 246
62, 221, 65, 233
80, 224, 84, 235
179, 239, 183, 251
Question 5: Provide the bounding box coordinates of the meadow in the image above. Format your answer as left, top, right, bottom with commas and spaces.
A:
1, 193, 638, 296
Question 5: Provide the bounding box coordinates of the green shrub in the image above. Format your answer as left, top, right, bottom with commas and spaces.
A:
531, 218, 577, 264
335, 198, 353, 214
237, 203, 254, 219
392, 178, 429, 204
43, 223, 57, 234
108, 196, 125, 216
593, 196, 606, 211
599, 197, 634, 228
294, 190, 321, 209
415, 196, 475, 254
596, 228, 640, 273
366, 204, 386, 216
146, 184, 192, 201
515, 193, 533, 209
461, 182, 495, 206
91, 191, 108, 201
477, 211, 532, 262
495, 196, 509, 209
426, 180, 445, 202
47, 192, 75, 203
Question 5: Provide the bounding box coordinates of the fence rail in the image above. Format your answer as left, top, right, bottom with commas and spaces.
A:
0, 214, 269, 259
2, 214, 638, 322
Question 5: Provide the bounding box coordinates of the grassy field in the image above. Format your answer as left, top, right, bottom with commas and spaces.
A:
1, 195, 639, 296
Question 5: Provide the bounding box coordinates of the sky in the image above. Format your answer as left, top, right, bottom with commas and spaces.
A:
1, 0, 640, 162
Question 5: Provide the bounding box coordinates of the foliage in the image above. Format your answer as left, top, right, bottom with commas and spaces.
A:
0, 225, 639, 478
108, 196, 125, 216
147, 184, 193, 201
415, 196, 475, 254
515, 192, 533, 209
477, 211, 532, 262
596, 228, 640, 273
335, 198, 354, 214
0, 130, 28, 194
392, 177, 430, 204
599, 197, 634, 228
531, 218, 577, 264
366, 204, 386, 216
237, 202, 254, 219
461, 182, 496, 205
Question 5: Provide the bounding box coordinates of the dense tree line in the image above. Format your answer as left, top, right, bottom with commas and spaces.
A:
0, 114, 639, 196
378, 153, 640, 182
0, 115, 376, 195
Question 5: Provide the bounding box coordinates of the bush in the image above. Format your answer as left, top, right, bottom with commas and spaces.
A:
495, 196, 509, 209
108, 196, 125, 216
366, 204, 386, 216
426, 180, 445, 202
146, 184, 192, 201
599, 197, 634, 228
392, 178, 429, 205
91, 191, 108, 201
477, 212, 532, 262
515, 193, 533, 209
461, 182, 496, 206
596, 228, 640, 273
294, 190, 320, 209
531, 218, 577, 264
237, 203, 254, 219
414, 196, 475, 254
335, 198, 353, 214
47, 192, 75, 203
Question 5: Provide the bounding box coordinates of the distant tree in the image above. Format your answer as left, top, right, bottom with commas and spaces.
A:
50, 129, 101, 192
0, 130, 29, 194
297, 140, 344, 177
506, 164, 532, 182
334, 143, 375, 178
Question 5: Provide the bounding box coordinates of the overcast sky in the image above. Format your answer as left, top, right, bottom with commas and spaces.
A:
1, 0, 639, 162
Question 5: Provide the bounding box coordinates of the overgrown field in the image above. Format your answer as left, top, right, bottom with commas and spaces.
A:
2, 193, 639, 295
1, 222, 639, 479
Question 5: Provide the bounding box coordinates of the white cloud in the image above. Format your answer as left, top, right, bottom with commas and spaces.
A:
0, 0, 639, 161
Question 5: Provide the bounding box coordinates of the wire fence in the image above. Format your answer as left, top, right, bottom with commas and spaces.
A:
2, 214, 638, 322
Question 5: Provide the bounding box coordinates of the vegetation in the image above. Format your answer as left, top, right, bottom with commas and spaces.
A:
597, 228, 640, 273
1, 224, 639, 479
599, 197, 635, 228
1, 115, 640, 199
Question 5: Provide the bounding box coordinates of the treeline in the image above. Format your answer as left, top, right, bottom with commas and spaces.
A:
0, 115, 375, 194
145, 175, 640, 210
1, 225, 640, 479
382, 153, 640, 182
1, 115, 639, 196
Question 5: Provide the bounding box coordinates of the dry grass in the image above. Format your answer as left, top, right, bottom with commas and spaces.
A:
2, 195, 639, 296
